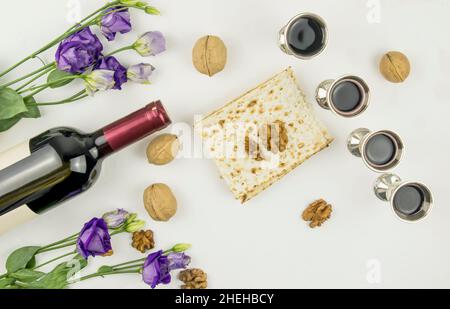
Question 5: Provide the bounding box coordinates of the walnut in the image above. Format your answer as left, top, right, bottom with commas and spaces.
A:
143, 183, 177, 221
379, 51, 410, 83
132, 230, 155, 253
146, 134, 180, 165
302, 199, 332, 228
179, 268, 207, 289
192, 35, 227, 77
244, 121, 289, 160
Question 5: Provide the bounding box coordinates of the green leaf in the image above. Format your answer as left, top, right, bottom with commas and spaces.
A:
0, 116, 22, 132
98, 265, 114, 274
6, 246, 41, 274
0, 277, 15, 289
47, 69, 74, 88
0, 96, 41, 132
0, 88, 27, 120
22, 97, 41, 118
25, 255, 87, 289
9, 269, 45, 282
26, 256, 37, 269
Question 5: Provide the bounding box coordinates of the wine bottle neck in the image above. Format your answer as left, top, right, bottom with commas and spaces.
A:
92, 101, 171, 159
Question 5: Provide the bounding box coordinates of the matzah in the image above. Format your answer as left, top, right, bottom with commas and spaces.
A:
195, 67, 333, 203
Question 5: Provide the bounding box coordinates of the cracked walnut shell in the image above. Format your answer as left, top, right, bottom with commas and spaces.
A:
302, 199, 332, 228
179, 268, 207, 289
132, 230, 155, 253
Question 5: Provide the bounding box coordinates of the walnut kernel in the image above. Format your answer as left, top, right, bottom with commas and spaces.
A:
302, 199, 332, 228
132, 230, 155, 253
179, 268, 207, 289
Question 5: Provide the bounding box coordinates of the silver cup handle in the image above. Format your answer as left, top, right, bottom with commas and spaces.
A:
347, 128, 371, 158
278, 26, 291, 55
373, 173, 402, 202
315, 79, 334, 110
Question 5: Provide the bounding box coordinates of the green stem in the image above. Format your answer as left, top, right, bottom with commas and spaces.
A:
22, 85, 49, 99
0, 56, 32, 81
34, 95, 88, 106
110, 258, 146, 269
110, 229, 124, 237
163, 248, 174, 255
68, 2, 117, 32
37, 241, 77, 254
113, 262, 143, 270
19, 75, 81, 93
0, 1, 120, 79
105, 45, 133, 57
37, 229, 125, 254
0, 63, 55, 88
15, 66, 55, 92
37, 233, 79, 254
33, 251, 75, 270
0, 236, 78, 277
31, 90, 87, 106
109, 248, 174, 270
79, 269, 139, 281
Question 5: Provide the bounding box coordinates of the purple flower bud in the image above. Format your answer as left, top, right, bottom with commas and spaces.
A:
55, 27, 103, 73
133, 31, 166, 57
94, 56, 127, 89
101, 7, 132, 41
127, 63, 154, 84
171, 243, 191, 253
142, 250, 171, 288
76, 218, 112, 259
84, 70, 116, 96
102, 209, 130, 228
167, 252, 191, 270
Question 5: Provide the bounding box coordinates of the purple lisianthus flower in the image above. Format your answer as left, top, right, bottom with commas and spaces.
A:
142, 250, 171, 288
84, 69, 116, 96
101, 7, 132, 41
94, 56, 127, 89
76, 218, 112, 259
55, 27, 103, 73
127, 63, 154, 84
102, 209, 130, 228
142, 250, 191, 289
167, 252, 191, 270
132, 31, 166, 57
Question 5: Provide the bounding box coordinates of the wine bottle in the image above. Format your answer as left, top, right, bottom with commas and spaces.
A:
0, 101, 171, 235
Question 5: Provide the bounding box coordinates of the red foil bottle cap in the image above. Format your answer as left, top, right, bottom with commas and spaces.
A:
103, 101, 171, 152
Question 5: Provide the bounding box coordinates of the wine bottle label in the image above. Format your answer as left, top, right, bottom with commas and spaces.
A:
0, 140, 30, 170
0, 205, 37, 235
0, 140, 37, 235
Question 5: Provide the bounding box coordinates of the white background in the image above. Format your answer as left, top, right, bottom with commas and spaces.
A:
1, 0, 450, 289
